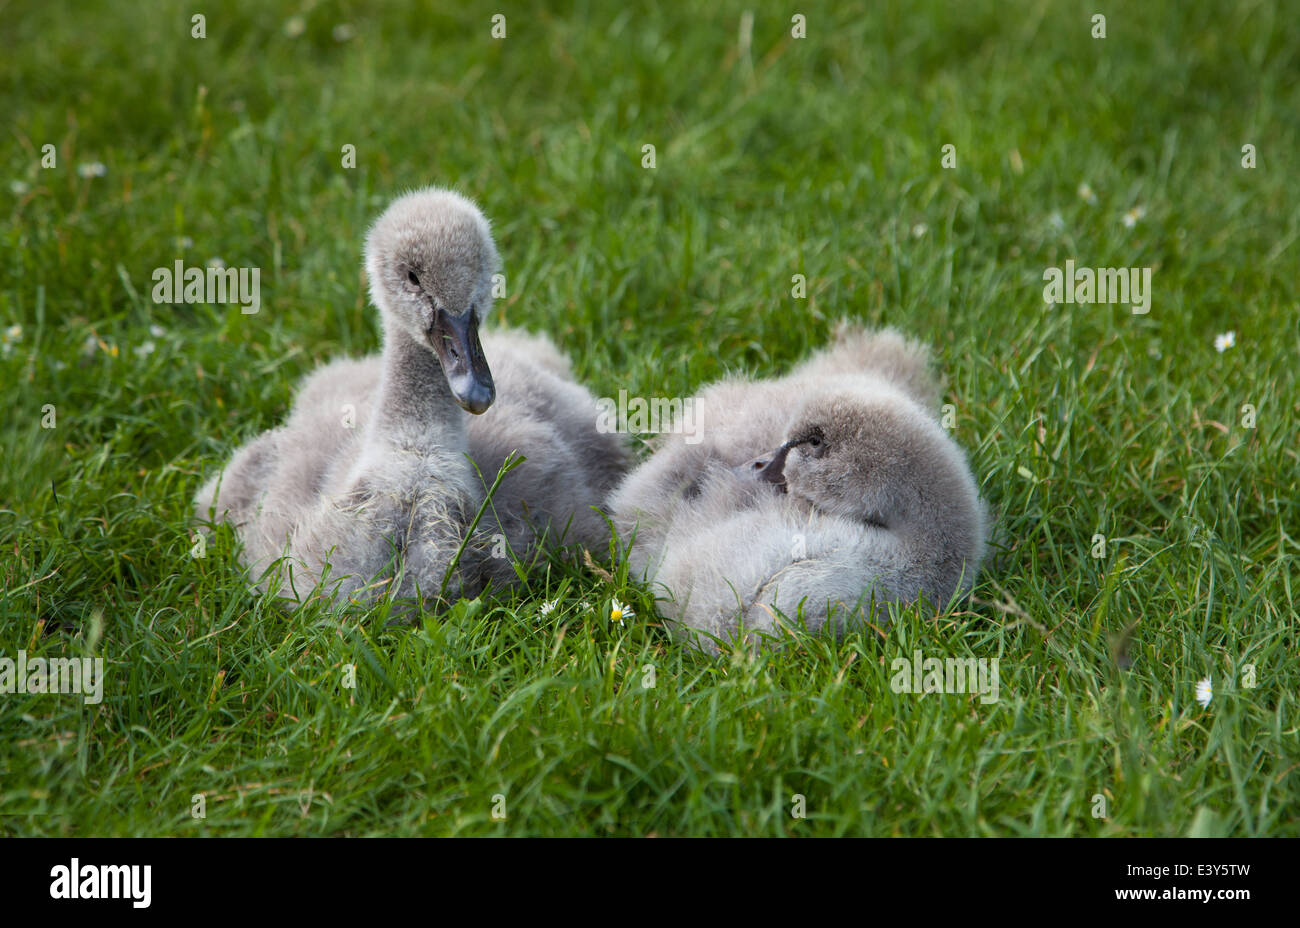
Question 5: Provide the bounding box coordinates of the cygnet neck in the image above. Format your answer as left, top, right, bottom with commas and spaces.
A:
370, 310, 466, 446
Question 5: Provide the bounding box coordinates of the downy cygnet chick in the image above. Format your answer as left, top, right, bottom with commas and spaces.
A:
195, 187, 627, 609
606, 324, 939, 555
609, 325, 986, 650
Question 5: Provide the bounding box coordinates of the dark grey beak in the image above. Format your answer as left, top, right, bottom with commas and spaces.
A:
736, 440, 800, 491
430, 308, 495, 414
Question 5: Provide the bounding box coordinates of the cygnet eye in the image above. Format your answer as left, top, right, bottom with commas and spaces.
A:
407, 270, 421, 287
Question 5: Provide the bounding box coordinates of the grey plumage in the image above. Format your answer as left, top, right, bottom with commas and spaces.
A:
195, 187, 628, 609
608, 324, 987, 650
465, 328, 631, 586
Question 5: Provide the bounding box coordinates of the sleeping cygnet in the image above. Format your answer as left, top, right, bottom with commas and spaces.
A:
606, 323, 940, 556
610, 328, 986, 650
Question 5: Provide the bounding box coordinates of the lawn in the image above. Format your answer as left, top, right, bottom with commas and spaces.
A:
1, 0, 1297, 837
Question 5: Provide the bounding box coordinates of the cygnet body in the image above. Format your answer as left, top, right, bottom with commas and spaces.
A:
195, 187, 627, 608
608, 324, 986, 649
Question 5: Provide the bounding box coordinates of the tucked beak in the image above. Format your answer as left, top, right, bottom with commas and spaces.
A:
736, 440, 800, 491
430, 308, 495, 414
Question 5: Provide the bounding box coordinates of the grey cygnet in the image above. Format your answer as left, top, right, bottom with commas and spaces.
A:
195, 187, 629, 609
608, 323, 986, 650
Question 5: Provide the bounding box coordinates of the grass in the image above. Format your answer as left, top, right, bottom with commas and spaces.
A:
2, 0, 1297, 837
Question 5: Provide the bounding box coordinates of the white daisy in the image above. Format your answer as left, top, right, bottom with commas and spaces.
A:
80, 334, 116, 358
538, 599, 556, 617
10, 180, 30, 195
284, 16, 306, 38
1077, 182, 1097, 206
1195, 677, 1213, 708
1121, 206, 1146, 228
149, 324, 166, 338
610, 598, 634, 626
76, 162, 107, 179
133, 341, 156, 358
1214, 331, 1236, 353
1, 324, 21, 359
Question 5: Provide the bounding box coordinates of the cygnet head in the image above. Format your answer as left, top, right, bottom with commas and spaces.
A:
365, 187, 501, 414
742, 385, 983, 547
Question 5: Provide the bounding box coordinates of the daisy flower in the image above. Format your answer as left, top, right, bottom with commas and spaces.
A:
80, 334, 117, 358
538, 599, 556, 617
1, 324, 22, 359
609, 598, 634, 626
1077, 182, 1097, 206
1214, 331, 1236, 353
1121, 206, 1146, 228
1195, 677, 1213, 708
76, 162, 107, 179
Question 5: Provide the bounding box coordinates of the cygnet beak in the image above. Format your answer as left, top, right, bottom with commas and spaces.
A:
430, 307, 495, 414
736, 440, 801, 491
